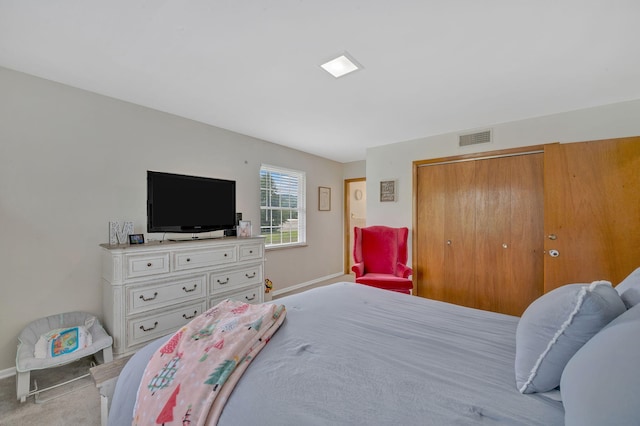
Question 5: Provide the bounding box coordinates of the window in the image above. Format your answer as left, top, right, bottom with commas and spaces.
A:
260, 165, 306, 248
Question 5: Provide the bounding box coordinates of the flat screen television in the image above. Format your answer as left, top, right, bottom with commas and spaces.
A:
147, 171, 236, 234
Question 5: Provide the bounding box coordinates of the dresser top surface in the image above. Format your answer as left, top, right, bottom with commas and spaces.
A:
100, 236, 265, 252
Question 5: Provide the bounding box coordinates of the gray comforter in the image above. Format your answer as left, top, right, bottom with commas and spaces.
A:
109, 282, 563, 425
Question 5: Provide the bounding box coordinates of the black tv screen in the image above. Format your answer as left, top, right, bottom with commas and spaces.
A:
147, 171, 236, 233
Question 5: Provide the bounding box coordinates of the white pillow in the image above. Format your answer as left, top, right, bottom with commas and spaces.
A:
515, 281, 626, 394
561, 303, 640, 425
615, 267, 640, 308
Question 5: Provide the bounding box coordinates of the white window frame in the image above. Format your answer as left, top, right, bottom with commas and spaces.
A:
260, 164, 306, 248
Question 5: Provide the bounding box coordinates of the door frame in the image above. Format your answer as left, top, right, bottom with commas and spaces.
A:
344, 177, 366, 274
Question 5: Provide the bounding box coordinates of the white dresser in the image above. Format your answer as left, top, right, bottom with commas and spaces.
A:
100, 237, 265, 356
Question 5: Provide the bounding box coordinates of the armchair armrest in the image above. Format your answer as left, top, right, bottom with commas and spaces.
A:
396, 263, 413, 279
352, 262, 365, 278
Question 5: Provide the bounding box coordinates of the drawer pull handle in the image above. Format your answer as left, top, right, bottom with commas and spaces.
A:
139, 322, 158, 332
245, 272, 256, 279
249, 250, 253, 254
186, 258, 191, 262
217, 278, 230, 285
183, 311, 198, 320
245, 294, 256, 301
224, 253, 228, 257
182, 284, 197, 293
147, 262, 153, 267
139, 292, 158, 302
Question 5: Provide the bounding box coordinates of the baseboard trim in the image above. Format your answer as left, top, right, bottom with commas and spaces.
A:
0, 366, 16, 379
271, 272, 345, 297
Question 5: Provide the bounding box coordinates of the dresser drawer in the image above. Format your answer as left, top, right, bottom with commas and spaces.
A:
127, 301, 205, 348
210, 265, 262, 292
174, 246, 237, 271
209, 284, 263, 308
125, 252, 170, 279
127, 275, 206, 314
239, 243, 263, 261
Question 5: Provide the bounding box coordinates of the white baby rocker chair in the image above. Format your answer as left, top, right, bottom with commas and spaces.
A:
15, 311, 113, 403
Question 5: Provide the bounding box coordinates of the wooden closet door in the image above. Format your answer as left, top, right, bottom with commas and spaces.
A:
416, 160, 476, 307
443, 161, 477, 308
506, 154, 545, 313
416, 162, 446, 300
416, 151, 543, 316
474, 157, 511, 312
475, 154, 544, 315
544, 138, 640, 291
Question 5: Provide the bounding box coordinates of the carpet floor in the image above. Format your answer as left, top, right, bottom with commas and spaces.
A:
0, 357, 101, 426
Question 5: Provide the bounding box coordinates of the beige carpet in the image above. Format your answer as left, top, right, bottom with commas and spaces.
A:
0, 357, 101, 426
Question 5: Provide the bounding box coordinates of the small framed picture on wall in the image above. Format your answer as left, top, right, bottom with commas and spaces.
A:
380, 180, 397, 202
319, 186, 331, 211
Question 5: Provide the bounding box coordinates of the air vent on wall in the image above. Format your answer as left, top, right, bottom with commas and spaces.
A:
459, 129, 492, 147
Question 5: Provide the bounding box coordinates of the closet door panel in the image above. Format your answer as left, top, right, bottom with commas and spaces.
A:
474, 154, 543, 316
544, 138, 640, 291
443, 161, 477, 308
504, 154, 544, 315
416, 165, 446, 299
416, 161, 476, 307
474, 157, 511, 312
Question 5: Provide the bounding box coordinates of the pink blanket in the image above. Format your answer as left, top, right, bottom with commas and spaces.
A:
132, 300, 286, 425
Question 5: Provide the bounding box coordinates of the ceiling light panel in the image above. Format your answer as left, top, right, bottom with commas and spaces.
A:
320, 54, 361, 78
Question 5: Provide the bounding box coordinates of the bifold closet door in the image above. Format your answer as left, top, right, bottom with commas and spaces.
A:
474, 154, 544, 315
416, 152, 543, 316
416, 160, 477, 308
544, 138, 640, 292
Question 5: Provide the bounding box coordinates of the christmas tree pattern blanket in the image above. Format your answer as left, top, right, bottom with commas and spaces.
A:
132, 299, 286, 425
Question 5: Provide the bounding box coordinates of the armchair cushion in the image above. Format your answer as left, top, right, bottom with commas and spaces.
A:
356, 274, 413, 290
360, 227, 400, 274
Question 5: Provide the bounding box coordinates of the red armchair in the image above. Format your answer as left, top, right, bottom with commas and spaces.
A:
352, 226, 413, 294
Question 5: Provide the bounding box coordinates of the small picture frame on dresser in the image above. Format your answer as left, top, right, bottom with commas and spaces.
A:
128, 234, 145, 244
238, 221, 252, 238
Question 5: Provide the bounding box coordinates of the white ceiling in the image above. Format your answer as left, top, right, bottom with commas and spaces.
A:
1, 1, 639, 163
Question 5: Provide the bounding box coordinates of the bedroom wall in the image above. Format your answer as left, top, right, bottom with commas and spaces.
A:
342, 160, 366, 180
365, 98, 640, 266
0, 67, 344, 372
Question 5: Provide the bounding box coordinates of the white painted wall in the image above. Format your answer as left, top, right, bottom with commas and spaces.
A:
366, 99, 640, 267
0, 67, 344, 371
343, 160, 366, 180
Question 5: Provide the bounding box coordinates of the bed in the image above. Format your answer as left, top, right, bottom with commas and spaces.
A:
108, 278, 640, 425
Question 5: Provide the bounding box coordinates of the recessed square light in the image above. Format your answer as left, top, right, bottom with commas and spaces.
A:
320, 54, 361, 78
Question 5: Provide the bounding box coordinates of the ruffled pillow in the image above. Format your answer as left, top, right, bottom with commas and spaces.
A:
515, 281, 625, 393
